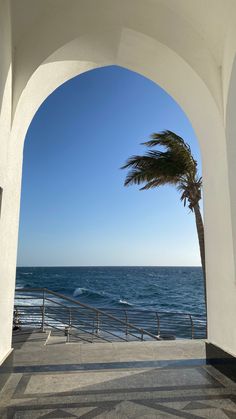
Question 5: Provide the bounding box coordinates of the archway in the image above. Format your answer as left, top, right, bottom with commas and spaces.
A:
1, 1, 236, 365
12, 38, 233, 342
16, 66, 206, 343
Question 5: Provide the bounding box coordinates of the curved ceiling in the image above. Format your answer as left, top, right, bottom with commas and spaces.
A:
10, 0, 235, 118
11, 0, 233, 66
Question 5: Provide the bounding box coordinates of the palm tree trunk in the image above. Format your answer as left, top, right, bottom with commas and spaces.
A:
193, 204, 207, 313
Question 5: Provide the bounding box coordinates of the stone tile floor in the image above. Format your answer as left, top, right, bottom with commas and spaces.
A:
0, 331, 236, 418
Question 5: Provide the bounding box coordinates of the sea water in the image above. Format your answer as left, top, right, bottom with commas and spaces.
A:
15, 266, 206, 338
16, 266, 205, 315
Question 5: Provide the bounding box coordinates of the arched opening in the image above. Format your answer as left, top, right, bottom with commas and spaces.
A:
1, 13, 235, 364
15, 65, 206, 340
6, 46, 234, 354
3, 3, 236, 414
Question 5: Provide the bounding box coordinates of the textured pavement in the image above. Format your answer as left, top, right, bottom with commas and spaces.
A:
0, 331, 236, 418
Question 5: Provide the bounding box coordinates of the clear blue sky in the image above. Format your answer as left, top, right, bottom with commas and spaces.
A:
17, 65, 202, 267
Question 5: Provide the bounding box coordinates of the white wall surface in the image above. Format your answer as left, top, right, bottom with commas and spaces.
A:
0, 0, 17, 364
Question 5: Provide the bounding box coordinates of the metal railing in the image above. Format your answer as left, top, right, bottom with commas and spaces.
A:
99, 308, 206, 340
14, 288, 207, 343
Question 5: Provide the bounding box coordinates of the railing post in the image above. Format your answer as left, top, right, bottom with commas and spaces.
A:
65, 326, 70, 342
13, 307, 21, 331
96, 312, 100, 335
189, 314, 194, 339
41, 289, 45, 332
124, 310, 129, 338
69, 308, 72, 328
156, 312, 160, 336
141, 329, 144, 341
66, 308, 72, 342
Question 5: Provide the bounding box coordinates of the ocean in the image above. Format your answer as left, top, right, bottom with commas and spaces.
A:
16, 266, 205, 314
15, 266, 206, 339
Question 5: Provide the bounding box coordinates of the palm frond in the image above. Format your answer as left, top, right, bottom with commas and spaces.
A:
121, 155, 159, 170
121, 129, 202, 209
142, 130, 197, 176
143, 130, 189, 153
124, 169, 154, 186
140, 177, 179, 190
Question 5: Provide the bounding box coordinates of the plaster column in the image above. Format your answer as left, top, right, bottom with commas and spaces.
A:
0, 0, 17, 364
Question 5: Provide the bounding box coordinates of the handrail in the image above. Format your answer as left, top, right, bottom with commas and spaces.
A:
43, 306, 133, 341
43, 321, 94, 344
15, 288, 161, 341
15, 288, 207, 342
44, 313, 111, 343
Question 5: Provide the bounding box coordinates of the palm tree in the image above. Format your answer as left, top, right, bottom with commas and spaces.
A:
121, 130, 206, 308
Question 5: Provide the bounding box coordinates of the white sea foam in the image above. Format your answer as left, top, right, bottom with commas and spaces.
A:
73, 287, 107, 299
15, 297, 42, 307
73, 287, 86, 297
118, 299, 133, 306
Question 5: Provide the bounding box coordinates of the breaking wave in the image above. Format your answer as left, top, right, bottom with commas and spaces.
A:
73, 287, 106, 299
118, 299, 133, 306
73, 287, 133, 307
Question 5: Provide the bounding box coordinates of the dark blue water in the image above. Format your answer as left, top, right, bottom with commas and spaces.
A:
16, 266, 205, 315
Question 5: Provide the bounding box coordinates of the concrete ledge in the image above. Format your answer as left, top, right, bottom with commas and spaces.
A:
0, 349, 14, 392
206, 342, 236, 382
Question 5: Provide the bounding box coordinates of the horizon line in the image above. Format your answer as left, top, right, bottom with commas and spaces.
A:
17, 265, 202, 268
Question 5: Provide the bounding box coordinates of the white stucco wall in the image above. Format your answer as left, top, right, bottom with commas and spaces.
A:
1, 0, 236, 364
0, 0, 15, 363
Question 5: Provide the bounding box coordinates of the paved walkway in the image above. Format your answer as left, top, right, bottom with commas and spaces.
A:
0, 331, 236, 418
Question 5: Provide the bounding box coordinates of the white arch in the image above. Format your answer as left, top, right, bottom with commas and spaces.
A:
1, 0, 236, 365
8, 30, 235, 355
